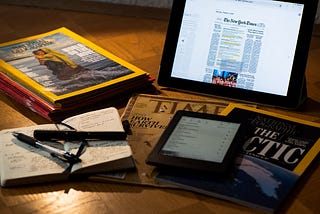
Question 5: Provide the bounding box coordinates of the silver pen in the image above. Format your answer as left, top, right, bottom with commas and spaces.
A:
12, 132, 81, 163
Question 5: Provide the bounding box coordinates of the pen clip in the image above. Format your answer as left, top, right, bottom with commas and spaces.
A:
50, 139, 87, 164
12, 132, 83, 164
51, 152, 81, 164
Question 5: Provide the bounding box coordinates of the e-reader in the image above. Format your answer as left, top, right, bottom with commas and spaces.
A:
146, 110, 246, 174
157, 0, 319, 108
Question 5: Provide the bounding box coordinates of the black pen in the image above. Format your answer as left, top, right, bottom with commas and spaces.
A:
12, 132, 81, 163
33, 130, 127, 141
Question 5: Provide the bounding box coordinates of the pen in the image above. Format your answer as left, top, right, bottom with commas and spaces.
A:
12, 132, 81, 163
33, 130, 127, 141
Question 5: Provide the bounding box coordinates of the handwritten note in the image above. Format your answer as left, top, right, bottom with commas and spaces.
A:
0, 125, 68, 184
0, 107, 133, 187
62, 107, 124, 131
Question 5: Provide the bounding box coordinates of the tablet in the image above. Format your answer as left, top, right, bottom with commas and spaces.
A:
146, 110, 246, 173
158, 0, 318, 108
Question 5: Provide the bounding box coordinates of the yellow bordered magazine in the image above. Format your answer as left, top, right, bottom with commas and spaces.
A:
221, 104, 320, 176
0, 27, 149, 106
156, 103, 320, 213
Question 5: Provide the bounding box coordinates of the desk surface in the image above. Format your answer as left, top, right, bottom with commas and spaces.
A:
0, 5, 320, 214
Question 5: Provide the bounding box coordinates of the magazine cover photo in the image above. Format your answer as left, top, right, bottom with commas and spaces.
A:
0, 28, 136, 97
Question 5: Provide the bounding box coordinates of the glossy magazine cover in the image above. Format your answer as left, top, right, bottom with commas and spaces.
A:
0, 27, 148, 105
156, 104, 320, 213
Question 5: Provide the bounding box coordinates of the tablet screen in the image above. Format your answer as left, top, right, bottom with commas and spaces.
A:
171, 0, 303, 96
158, 0, 318, 108
160, 116, 241, 163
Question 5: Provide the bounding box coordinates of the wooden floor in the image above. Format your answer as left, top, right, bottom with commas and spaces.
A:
1, 4, 320, 214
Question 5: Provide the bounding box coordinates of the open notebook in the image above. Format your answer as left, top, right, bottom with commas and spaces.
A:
0, 107, 135, 187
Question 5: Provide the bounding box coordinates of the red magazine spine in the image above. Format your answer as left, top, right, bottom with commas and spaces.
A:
0, 73, 55, 121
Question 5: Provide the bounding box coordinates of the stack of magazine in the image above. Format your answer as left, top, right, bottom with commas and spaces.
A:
0, 27, 153, 122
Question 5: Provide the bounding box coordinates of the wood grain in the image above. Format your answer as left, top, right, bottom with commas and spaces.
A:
0, 4, 320, 214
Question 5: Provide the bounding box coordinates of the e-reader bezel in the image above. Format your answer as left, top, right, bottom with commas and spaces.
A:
146, 110, 246, 174
157, 0, 318, 109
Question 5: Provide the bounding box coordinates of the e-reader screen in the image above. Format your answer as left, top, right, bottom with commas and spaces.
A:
160, 115, 241, 163
146, 110, 246, 173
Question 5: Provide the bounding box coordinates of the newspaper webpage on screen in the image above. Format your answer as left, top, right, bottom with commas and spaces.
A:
171, 0, 304, 96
